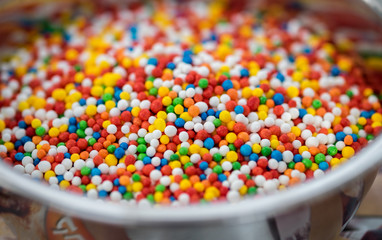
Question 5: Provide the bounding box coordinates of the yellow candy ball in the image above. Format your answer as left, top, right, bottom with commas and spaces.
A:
258, 111, 267, 120
226, 151, 238, 162
74, 72, 85, 83
4, 142, 14, 151
252, 88, 264, 97
158, 86, 170, 97
91, 86, 104, 97
174, 105, 184, 115
86, 183, 96, 191
179, 179, 192, 190
65, 49, 78, 61
31, 119, 42, 128
71, 153, 80, 162
169, 160, 181, 169
154, 192, 164, 202
180, 112, 192, 122
252, 144, 261, 154
157, 111, 167, 120
160, 135, 170, 144
59, 180, 70, 189
180, 156, 190, 165
219, 110, 231, 123
204, 192, 215, 201
18, 101, 29, 111
132, 182, 143, 192
226, 133, 237, 143
44, 170, 56, 181
105, 154, 118, 166
52, 89, 67, 101
239, 185, 248, 195
131, 107, 140, 117
189, 144, 201, 154
162, 96, 172, 106
342, 147, 355, 159
121, 58, 132, 68
85, 105, 97, 116
242, 87, 252, 99
372, 113, 382, 123
102, 120, 111, 129
292, 71, 304, 82
287, 86, 299, 98
33, 98, 46, 109
194, 182, 205, 192
154, 118, 166, 132
105, 100, 116, 111
48, 127, 60, 137
120, 92, 130, 100
127, 164, 136, 172
0, 120, 5, 131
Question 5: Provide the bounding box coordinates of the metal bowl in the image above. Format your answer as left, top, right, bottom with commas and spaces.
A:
0, 0, 381, 239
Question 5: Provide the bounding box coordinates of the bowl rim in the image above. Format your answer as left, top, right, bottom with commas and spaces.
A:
0, 136, 381, 226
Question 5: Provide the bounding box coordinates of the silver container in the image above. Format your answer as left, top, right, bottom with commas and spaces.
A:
0, 0, 382, 239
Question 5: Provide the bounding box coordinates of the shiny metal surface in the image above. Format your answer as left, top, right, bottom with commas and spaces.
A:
0, 0, 381, 239
363, 0, 382, 17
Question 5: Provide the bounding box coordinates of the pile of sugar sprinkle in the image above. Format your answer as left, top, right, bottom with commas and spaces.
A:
0, 1, 381, 207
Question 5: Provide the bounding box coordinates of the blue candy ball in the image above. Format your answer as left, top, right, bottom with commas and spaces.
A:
114, 147, 125, 159
335, 132, 346, 141
147, 58, 158, 66
272, 93, 285, 105
99, 190, 108, 198
222, 80, 233, 91
271, 150, 283, 162
249, 153, 259, 162
204, 138, 215, 149
294, 154, 303, 162
240, 144, 252, 157
234, 105, 244, 114
91, 168, 101, 176
119, 142, 128, 150
319, 162, 329, 171
15, 152, 24, 161
218, 173, 227, 182
118, 186, 127, 194
199, 161, 208, 170
240, 68, 249, 77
